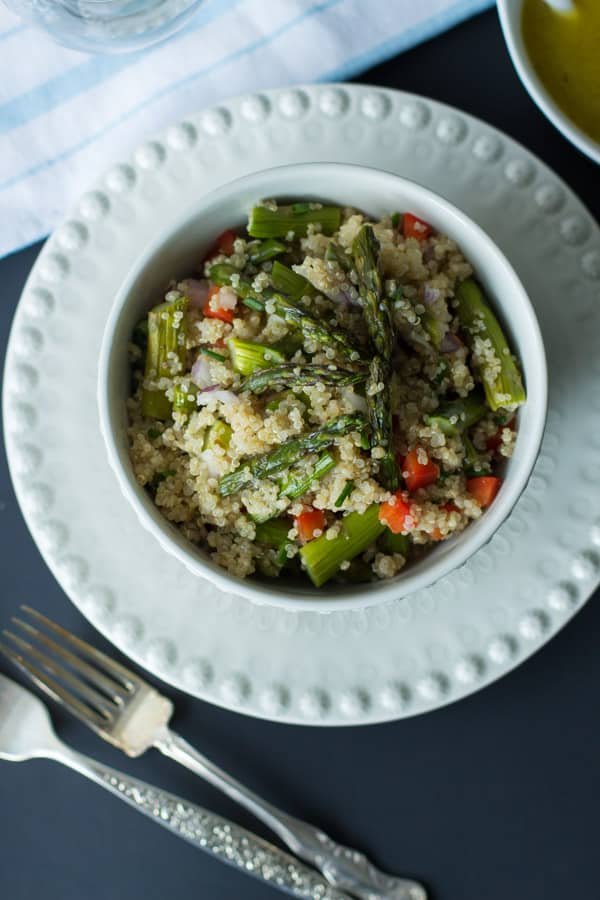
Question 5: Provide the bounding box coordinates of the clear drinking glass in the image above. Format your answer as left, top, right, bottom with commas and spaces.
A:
2, 0, 205, 53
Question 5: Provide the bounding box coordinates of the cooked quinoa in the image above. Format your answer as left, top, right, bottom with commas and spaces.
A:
127, 202, 525, 587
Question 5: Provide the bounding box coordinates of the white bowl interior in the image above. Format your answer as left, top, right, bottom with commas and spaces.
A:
99, 163, 547, 612
497, 0, 600, 165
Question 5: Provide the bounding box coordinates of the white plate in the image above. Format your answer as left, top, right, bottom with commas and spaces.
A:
4, 84, 600, 725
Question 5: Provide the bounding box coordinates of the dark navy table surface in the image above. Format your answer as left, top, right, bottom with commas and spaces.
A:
1, 9, 599, 900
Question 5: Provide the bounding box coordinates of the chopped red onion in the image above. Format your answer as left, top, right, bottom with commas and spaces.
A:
191, 355, 212, 388
180, 278, 209, 309
440, 331, 464, 354
200, 448, 220, 477
336, 288, 361, 309
197, 389, 238, 406
422, 285, 441, 306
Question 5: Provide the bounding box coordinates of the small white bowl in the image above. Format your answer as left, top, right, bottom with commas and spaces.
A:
497, 0, 600, 165
98, 162, 547, 613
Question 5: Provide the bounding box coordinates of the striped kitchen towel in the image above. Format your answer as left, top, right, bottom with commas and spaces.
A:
0, 0, 492, 258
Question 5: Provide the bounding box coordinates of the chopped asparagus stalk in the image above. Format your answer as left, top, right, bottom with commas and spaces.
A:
271, 261, 316, 300
141, 387, 172, 420
255, 517, 291, 548
379, 530, 409, 556
249, 239, 287, 264
206, 263, 239, 285
279, 452, 336, 500
248, 205, 341, 238
456, 279, 526, 411
352, 224, 394, 359
209, 263, 361, 359
202, 420, 232, 451
352, 225, 397, 491
272, 331, 305, 358
300, 504, 385, 587
227, 337, 285, 376
219, 414, 365, 496
366, 356, 398, 492
172, 381, 198, 417
425, 387, 487, 436
325, 241, 352, 272
334, 480, 355, 507
272, 294, 362, 359
141, 296, 188, 420
242, 363, 367, 395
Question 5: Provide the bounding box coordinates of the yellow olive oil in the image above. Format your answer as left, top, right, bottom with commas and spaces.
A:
521, 0, 600, 144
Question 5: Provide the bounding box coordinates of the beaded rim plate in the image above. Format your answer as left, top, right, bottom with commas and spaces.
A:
4, 84, 600, 726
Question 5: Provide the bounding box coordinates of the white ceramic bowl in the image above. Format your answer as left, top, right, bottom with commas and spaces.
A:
98, 162, 547, 613
497, 0, 600, 165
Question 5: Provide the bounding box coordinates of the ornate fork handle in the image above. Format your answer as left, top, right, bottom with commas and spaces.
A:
155, 728, 427, 900
49, 744, 349, 900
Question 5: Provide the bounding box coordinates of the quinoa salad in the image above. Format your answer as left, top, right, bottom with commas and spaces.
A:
127, 201, 526, 587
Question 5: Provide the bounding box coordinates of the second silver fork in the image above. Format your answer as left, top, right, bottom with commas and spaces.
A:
1, 606, 426, 900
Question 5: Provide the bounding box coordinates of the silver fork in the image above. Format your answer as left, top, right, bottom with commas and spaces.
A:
0, 671, 350, 900
1, 607, 426, 900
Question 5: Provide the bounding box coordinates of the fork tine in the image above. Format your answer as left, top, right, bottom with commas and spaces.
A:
11, 616, 127, 704
20, 606, 141, 690
3, 630, 116, 722
0, 641, 109, 731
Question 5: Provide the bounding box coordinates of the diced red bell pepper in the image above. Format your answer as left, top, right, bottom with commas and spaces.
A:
217, 229, 236, 255
203, 285, 235, 323
378, 491, 417, 534
486, 431, 502, 452
295, 508, 326, 542
401, 448, 439, 492
204, 229, 237, 262
467, 476, 501, 507
403, 213, 433, 241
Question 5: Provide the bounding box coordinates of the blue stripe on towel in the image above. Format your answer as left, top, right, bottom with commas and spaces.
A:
0, 0, 244, 135
0, 0, 345, 193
